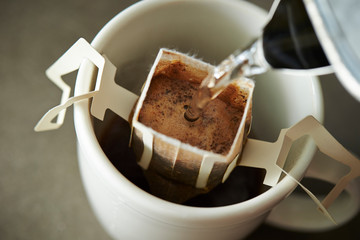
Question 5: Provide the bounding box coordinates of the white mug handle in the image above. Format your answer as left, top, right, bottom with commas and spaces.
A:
264, 116, 360, 231
240, 116, 360, 231
266, 153, 360, 231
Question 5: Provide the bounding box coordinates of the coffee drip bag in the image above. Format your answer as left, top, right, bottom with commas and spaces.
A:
130, 49, 255, 203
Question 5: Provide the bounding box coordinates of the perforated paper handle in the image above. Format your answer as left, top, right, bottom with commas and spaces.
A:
35, 38, 138, 132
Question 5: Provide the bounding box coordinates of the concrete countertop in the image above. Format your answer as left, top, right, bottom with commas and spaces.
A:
1, 0, 359, 239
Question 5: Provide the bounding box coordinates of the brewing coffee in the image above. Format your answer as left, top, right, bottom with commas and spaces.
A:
138, 60, 248, 155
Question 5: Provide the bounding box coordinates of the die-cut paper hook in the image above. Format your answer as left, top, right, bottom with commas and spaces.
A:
34, 38, 138, 132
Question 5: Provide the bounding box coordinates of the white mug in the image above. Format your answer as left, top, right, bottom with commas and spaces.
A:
70, 0, 360, 239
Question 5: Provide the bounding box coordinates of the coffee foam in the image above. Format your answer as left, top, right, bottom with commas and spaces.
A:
138, 64, 248, 155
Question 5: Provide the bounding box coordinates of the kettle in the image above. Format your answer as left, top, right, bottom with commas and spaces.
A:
264, 0, 360, 101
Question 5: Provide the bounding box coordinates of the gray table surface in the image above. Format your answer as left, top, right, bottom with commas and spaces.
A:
1, 0, 359, 239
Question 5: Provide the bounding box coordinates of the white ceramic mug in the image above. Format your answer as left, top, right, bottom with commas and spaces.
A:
72, 0, 360, 239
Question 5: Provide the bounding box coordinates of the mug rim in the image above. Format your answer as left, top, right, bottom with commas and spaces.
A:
74, 0, 324, 225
